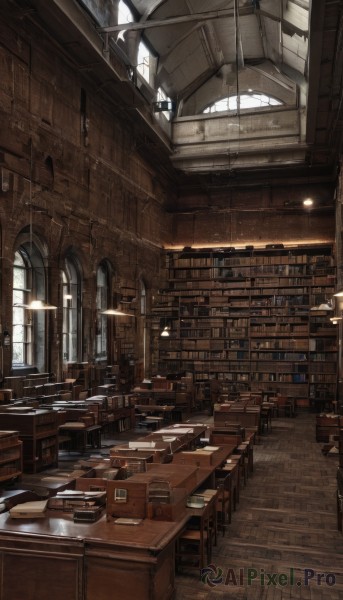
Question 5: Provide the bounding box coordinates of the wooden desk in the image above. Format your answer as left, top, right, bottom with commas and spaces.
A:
145, 462, 217, 494
58, 424, 102, 453
172, 444, 237, 470
135, 405, 175, 423
0, 510, 188, 600
214, 406, 261, 429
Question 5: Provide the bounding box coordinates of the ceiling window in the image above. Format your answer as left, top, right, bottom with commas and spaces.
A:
118, 0, 133, 26
204, 93, 282, 114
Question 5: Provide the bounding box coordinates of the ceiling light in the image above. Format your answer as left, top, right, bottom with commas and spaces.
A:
303, 198, 313, 206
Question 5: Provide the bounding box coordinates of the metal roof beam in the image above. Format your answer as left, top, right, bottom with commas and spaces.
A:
97, 7, 255, 34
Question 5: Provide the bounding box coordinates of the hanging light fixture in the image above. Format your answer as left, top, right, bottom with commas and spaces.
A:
27, 299, 57, 310
101, 308, 135, 317
14, 300, 57, 310
330, 316, 342, 324
22, 141, 57, 311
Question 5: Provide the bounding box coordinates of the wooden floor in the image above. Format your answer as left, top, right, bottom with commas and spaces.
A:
174, 412, 343, 600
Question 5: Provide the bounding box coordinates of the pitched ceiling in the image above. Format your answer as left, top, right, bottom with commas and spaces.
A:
5, 0, 343, 191
128, 0, 309, 112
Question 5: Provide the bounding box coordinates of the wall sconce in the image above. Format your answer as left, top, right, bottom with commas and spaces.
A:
160, 326, 170, 337
2, 329, 11, 347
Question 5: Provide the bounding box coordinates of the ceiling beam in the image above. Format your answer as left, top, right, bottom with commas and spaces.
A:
98, 7, 308, 39
97, 7, 255, 34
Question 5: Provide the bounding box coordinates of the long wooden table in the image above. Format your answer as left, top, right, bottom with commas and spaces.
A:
0, 509, 188, 600
0, 460, 221, 600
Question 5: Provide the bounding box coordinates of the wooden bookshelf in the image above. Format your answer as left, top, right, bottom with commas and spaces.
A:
0, 409, 58, 473
150, 245, 337, 406
0, 431, 22, 482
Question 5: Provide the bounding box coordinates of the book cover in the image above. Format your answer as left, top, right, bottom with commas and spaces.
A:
9, 500, 48, 519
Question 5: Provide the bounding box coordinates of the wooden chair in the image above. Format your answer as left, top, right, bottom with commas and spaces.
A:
260, 405, 272, 433
214, 469, 232, 534
176, 489, 218, 571
337, 468, 343, 533
232, 445, 248, 487
337, 490, 342, 532
221, 462, 239, 510
276, 395, 294, 417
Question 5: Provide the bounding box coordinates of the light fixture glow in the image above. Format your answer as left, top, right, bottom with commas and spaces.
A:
101, 308, 134, 317
303, 198, 313, 207
334, 290, 343, 297
160, 326, 170, 337
27, 300, 57, 310
330, 316, 342, 324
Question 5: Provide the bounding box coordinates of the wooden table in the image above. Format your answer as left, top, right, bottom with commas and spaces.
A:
142, 424, 207, 452
172, 443, 237, 469
0, 510, 189, 600
58, 424, 102, 453
135, 404, 176, 423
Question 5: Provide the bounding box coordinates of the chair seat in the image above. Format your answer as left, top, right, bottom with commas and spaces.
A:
179, 529, 208, 541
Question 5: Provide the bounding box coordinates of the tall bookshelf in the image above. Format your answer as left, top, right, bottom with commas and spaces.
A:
150, 244, 337, 406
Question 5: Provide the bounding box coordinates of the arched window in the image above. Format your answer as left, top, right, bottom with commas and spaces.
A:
96, 262, 110, 361
138, 279, 147, 377
62, 256, 81, 363
12, 244, 47, 370
203, 93, 282, 114
118, 0, 133, 25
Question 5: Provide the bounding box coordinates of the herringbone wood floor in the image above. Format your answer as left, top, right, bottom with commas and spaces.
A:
174, 412, 342, 600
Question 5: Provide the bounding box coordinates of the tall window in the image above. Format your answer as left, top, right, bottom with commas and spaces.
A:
137, 40, 151, 83
203, 93, 282, 114
139, 279, 147, 377
62, 257, 81, 363
96, 263, 109, 361
12, 245, 47, 370
12, 251, 31, 366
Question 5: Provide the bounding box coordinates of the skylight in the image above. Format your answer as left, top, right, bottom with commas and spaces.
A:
118, 0, 133, 25
204, 93, 282, 114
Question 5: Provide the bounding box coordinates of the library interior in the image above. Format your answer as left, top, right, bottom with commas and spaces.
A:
0, 1, 342, 599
